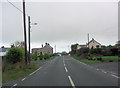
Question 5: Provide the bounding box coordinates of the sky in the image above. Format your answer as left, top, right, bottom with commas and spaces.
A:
1, 0, 119, 53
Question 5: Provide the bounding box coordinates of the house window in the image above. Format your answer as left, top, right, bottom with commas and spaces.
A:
96, 45, 99, 48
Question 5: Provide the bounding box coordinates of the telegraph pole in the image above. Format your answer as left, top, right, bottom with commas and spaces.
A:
88, 33, 89, 49
23, 0, 27, 65
55, 45, 56, 53
28, 16, 31, 64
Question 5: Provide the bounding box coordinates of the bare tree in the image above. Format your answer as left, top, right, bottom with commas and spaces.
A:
14, 41, 25, 48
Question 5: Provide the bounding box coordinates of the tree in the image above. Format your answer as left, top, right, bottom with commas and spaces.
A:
5, 47, 24, 64
71, 44, 78, 55
33, 50, 37, 61
39, 52, 43, 60
1, 46, 4, 48
14, 41, 25, 48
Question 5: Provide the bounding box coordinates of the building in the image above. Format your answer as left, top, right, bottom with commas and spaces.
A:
76, 38, 101, 49
87, 38, 101, 49
0, 47, 10, 57
77, 45, 87, 49
32, 43, 53, 56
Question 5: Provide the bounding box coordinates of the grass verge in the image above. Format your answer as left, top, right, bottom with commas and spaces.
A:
73, 55, 119, 64
73, 56, 101, 64
49, 56, 55, 60
2, 62, 38, 83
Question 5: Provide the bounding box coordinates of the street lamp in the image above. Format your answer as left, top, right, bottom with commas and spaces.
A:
28, 16, 37, 63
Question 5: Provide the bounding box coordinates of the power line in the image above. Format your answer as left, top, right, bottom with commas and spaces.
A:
6, 0, 28, 16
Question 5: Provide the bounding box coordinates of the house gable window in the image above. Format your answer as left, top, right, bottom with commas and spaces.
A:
96, 45, 99, 48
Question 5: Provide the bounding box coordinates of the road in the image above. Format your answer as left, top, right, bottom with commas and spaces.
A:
4, 56, 119, 88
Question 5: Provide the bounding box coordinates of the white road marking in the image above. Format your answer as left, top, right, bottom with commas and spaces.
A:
81, 62, 86, 65
96, 69, 99, 70
21, 77, 26, 81
65, 67, 68, 72
29, 67, 42, 76
101, 71, 107, 73
11, 83, 17, 88
68, 76, 76, 88
64, 64, 65, 67
111, 75, 119, 78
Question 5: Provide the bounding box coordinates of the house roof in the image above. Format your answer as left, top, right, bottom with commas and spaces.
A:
87, 38, 101, 45
0, 48, 10, 52
79, 45, 87, 47
32, 43, 53, 51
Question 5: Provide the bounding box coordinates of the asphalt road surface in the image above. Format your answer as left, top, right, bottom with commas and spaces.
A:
4, 56, 119, 88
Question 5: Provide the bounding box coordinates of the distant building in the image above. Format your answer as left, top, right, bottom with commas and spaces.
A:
32, 43, 53, 56
0, 47, 10, 56
77, 38, 101, 49
77, 45, 87, 49
87, 38, 101, 49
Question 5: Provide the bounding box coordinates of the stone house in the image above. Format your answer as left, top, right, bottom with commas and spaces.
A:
32, 43, 53, 57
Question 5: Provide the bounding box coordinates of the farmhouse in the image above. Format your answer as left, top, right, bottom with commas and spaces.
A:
32, 43, 53, 57
87, 38, 101, 49
77, 38, 101, 49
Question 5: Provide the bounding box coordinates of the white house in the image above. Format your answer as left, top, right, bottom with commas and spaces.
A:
77, 38, 101, 49
87, 38, 101, 49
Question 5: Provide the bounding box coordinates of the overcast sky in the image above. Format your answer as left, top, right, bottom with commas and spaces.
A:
1, 0, 119, 53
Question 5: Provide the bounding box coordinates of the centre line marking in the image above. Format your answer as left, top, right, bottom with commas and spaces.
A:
111, 75, 119, 78
96, 69, 99, 70
65, 67, 68, 72
11, 83, 17, 88
68, 76, 76, 88
21, 77, 26, 81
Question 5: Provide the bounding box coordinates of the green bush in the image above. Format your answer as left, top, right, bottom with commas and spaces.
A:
5, 47, 24, 64
43, 53, 49, 60
39, 53, 43, 60
33, 50, 37, 61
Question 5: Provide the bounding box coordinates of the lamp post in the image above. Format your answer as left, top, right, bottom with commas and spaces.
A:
28, 16, 37, 64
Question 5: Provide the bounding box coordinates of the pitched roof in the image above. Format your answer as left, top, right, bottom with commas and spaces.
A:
87, 38, 101, 45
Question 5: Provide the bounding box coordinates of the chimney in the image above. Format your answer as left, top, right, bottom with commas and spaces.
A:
42, 44, 43, 48
45, 43, 47, 45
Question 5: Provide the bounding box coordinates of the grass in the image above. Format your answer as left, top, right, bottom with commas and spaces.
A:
93, 56, 119, 62
73, 55, 119, 64
49, 56, 55, 60
2, 62, 39, 83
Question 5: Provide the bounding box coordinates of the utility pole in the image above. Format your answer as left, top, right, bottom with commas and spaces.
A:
28, 16, 31, 64
55, 45, 56, 53
23, 0, 27, 65
88, 33, 89, 49
68, 45, 70, 53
